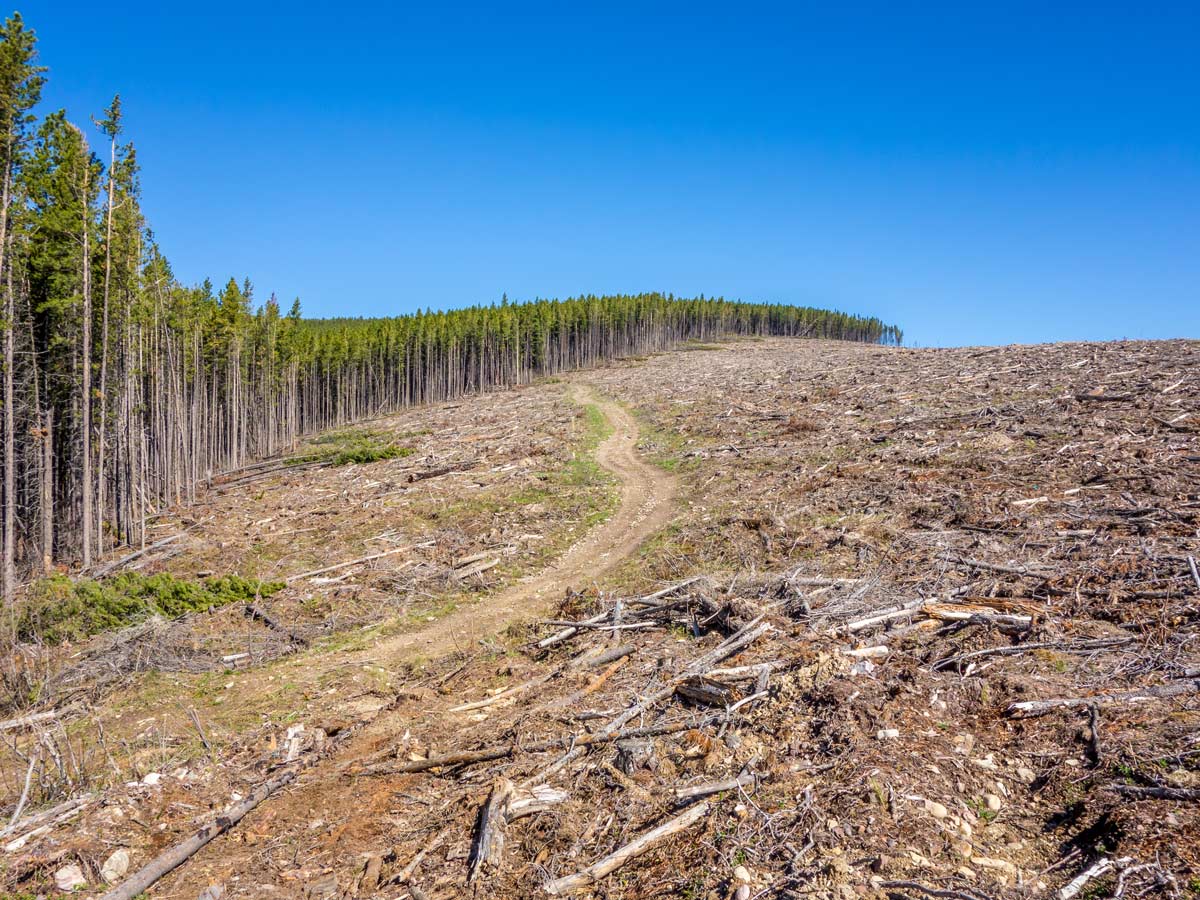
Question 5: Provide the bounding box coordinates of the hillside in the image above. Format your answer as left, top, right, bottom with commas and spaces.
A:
2, 336, 1199, 900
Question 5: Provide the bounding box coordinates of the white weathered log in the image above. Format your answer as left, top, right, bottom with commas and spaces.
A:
1059, 857, 1132, 900
1009, 679, 1199, 718
672, 774, 755, 804
543, 801, 710, 894
835, 600, 926, 634
0, 709, 58, 733
285, 544, 412, 582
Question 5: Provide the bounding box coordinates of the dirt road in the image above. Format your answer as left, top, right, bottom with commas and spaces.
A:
357, 383, 677, 666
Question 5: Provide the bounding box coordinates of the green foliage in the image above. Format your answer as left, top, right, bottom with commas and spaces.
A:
288, 427, 414, 467
18, 573, 283, 643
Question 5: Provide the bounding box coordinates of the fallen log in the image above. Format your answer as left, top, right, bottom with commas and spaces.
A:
836, 600, 926, 635
450, 671, 557, 713
1059, 857, 1132, 900
1007, 679, 1200, 718
244, 603, 309, 646
932, 637, 1132, 671
99, 766, 303, 900
627, 576, 708, 608
89, 532, 186, 578
537, 609, 612, 649
361, 715, 722, 777
569, 644, 635, 669
543, 801, 710, 894
672, 773, 756, 804
675, 674, 739, 707
1107, 784, 1200, 802
285, 544, 413, 583
0, 709, 59, 733
407, 460, 475, 483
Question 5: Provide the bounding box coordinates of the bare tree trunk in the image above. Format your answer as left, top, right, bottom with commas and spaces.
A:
97, 128, 115, 558
40, 408, 52, 574
79, 131, 93, 567
1, 158, 14, 607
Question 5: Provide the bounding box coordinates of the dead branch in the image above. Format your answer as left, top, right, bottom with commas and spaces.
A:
0, 709, 59, 733
243, 603, 309, 646
932, 637, 1132, 671
285, 544, 413, 582
938, 552, 1052, 578
360, 715, 722, 777
1107, 784, 1200, 802
1007, 679, 1200, 717
672, 773, 756, 804
99, 729, 348, 900
3, 793, 95, 851
1059, 857, 1133, 900
543, 801, 710, 894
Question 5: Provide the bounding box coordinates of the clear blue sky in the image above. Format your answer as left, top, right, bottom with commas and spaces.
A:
17, 1, 1200, 346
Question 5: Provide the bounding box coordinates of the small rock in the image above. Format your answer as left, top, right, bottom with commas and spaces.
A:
877, 728, 900, 740
305, 872, 338, 899
827, 856, 852, 876
1016, 766, 1036, 783
924, 799, 948, 818
55, 863, 87, 891
973, 856, 1018, 880
734, 803, 750, 819
734, 886, 751, 900
102, 848, 131, 882
734, 865, 753, 883
142, 771, 162, 786
952, 840, 973, 859
956, 867, 977, 881
985, 793, 1002, 811
198, 887, 225, 900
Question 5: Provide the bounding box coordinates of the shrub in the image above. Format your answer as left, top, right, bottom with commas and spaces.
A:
17, 572, 284, 644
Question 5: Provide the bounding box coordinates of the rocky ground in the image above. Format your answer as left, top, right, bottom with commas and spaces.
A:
1, 337, 1198, 900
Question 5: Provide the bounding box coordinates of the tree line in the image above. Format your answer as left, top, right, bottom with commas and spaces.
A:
0, 13, 901, 600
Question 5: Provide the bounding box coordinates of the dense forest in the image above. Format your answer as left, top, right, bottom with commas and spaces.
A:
0, 14, 900, 598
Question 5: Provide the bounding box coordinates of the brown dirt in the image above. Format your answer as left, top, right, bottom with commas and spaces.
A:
329, 384, 677, 667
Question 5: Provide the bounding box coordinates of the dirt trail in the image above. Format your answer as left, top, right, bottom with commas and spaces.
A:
352, 383, 676, 667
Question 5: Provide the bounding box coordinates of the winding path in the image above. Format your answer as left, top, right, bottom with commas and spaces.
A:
364, 382, 677, 665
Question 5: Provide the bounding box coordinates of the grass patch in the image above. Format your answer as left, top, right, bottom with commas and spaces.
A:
18, 572, 284, 644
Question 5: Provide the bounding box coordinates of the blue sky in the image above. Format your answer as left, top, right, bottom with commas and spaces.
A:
16, 1, 1200, 346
